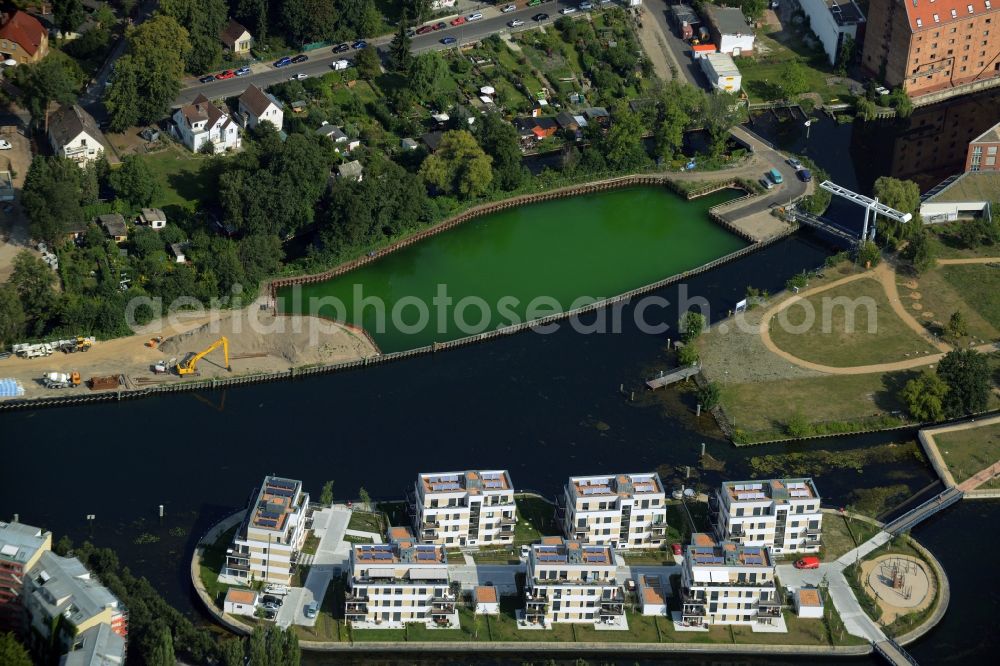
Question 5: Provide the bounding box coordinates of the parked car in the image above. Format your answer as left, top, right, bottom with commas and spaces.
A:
235, 66, 251, 76
333, 43, 351, 53
501, 4, 517, 12
352, 40, 368, 49
433, 22, 447, 30
451, 16, 467, 26
508, 19, 525, 27
768, 167, 784, 185
215, 70, 235, 80
798, 169, 813, 182
441, 36, 458, 45
794, 556, 821, 570
580, 1, 594, 9
759, 177, 774, 190
290, 73, 309, 80
560, 6, 577, 14
671, 543, 683, 556
291, 54, 308, 64
520, 544, 531, 559
273, 56, 292, 67
467, 12, 483, 20
533, 13, 549, 21
786, 157, 802, 169
198, 75, 215, 84
262, 595, 283, 606
264, 584, 289, 595
263, 601, 278, 610
416, 25, 434, 34
304, 602, 318, 619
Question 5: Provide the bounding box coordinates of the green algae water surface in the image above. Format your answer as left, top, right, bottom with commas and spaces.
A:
281, 186, 747, 352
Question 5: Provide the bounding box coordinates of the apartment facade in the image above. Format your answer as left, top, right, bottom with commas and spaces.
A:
862, 0, 999, 97
523, 537, 625, 627
0, 520, 51, 635
680, 533, 780, 626
345, 532, 457, 628
799, 0, 866, 65
411, 470, 516, 547
24, 552, 128, 658
222, 476, 309, 586
561, 473, 668, 549
712, 478, 822, 555
966, 120, 1000, 170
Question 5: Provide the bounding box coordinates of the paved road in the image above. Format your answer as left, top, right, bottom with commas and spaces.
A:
277, 506, 350, 628
175, 0, 590, 104
643, 0, 706, 88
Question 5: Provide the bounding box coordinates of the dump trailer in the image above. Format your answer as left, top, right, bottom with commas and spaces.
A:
43, 372, 81, 389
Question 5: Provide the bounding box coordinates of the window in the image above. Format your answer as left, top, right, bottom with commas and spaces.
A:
917, 18, 924, 27
988, 147, 998, 155
951, 9, 958, 17
934, 13, 940, 22
969, 3, 975, 11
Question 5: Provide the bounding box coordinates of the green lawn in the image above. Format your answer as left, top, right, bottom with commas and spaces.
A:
199, 525, 237, 608
822, 514, 880, 561
769, 278, 938, 367
908, 265, 999, 340
738, 33, 853, 104
721, 371, 908, 441
927, 222, 1000, 259
940, 265, 1000, 331
347, 510, 382, 535
935, 421, 1000, 484
135, 145, 214, 210
301, 533, 319, 555
514, 494, 560, 544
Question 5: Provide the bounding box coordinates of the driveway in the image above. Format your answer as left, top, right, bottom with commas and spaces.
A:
643, 0, 709, 88
277, 506, 351, 628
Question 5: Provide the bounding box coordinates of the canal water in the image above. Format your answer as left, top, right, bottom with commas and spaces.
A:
281, 187, 746, 351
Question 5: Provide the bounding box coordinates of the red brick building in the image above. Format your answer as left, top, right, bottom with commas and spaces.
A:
862, 0, 1000, 97
966, 120, 1000, 170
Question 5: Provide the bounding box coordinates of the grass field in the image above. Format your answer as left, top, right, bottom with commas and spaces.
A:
738, 33, 853, 104
199, 525, 238, 608
136, 145, 214, 210
907, 266, 999, 340
769, 278, 938, 367
721, 370, 909, 437
935, 421, 1000, 484
347, 510, 382, 535
927, 222, 1000, 259
940, 265, 1000, 331
822, 514, 881, 562
514, 494, 560, 544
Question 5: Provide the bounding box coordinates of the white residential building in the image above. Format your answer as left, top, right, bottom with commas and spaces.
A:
474, 586, 499, 615
238, 84, 283, 132
561, 473, 668, 549
704, 5, 755, 56
680, 533, 780, 626
222, 476, 309, 586
799, 0, 865, 65
345, 531, 457, 628
172, 94, 241, 154
523, 537, 625, 627
711, 478, 822, 555
411, 470, 516, 547
223, 588, 258, 617
794, 587, 824, 618
47, 104, 106, 166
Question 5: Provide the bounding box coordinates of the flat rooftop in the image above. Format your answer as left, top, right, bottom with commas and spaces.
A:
640, 575, 666, 606
723, 478, 819, 503
419, 470, 512, 494
569, 473, 664, 499
354, 542, 446, 565
249, 476, 302, 532
533, 537, 614, 566
824, 0, 865, 27
0, 521, 50, 565
687, 536, 771, 568
797, 588, 823, 607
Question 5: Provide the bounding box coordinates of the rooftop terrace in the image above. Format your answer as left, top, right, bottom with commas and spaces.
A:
823, 0, 865, 27
419, 470, 512, 495
532, 537, 615, 566
722, 478, 819, 503
687, 534, 772, 567
354, 542, 446, 565
0, 521, 50, 565
569, 473, 664, 499
249, 476, 302, 532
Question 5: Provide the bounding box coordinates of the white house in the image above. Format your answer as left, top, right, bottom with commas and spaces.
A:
704, 6, 755, 56
139, 208, 167, 229
474, 586, 500, 615
223, 588, 259, 617
238, 84, 283, 132
411, 470, 516, 547
169, 242, 188, 264
172, 94, 241, 154
220, 18, 254, 55
47, 104, 105, 166
794, 587, 824, 618
798, 0, 865, 65
637, 574, 668, 616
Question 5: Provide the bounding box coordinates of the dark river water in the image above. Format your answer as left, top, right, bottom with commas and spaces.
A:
3, 93, 999, 662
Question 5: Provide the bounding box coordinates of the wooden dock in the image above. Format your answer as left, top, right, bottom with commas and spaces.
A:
646, 365, 700, 389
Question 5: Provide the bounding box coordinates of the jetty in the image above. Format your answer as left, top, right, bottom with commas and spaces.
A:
646, 365, 700, 389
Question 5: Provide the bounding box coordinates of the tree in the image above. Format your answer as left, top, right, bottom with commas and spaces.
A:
778, 61, 809, 100
0, 633, 32, 666
702, 92, 743, 157
680, 310, 707, 343
147, 625, 175, 666
836, 34, 856, 76
902, 226, 935, 273
110, 155, 162, 209
677, 343, 699, 366
601, 102, 648, 171
900, 371, 949, 421
22, 156, 95, 244
741, 0, 767, 20
389, 13, 413, 73
320, 480, 335, 505
698, 382, 721, 411
106, 16, 191, 131
654, 96, 691, 161
947, 311, 969, 339
477, 112, 524, 191
160, 0, 228, 73
872, 176, 921, 242
937, 349, 991, 417
358, 487, 372, 512
10, 252, 57, 336
354, 45, 381, 79
0, 284, 26, 350
419, 130, 493, 199
220, 639, 245, 666
407, 51, 445, 96
856, 97, 877, 122
856, 239, 880, 267
356, 0, 383, 36
11, 53, 84, 125
248, 626, 267, 666
53, 0, 86, 35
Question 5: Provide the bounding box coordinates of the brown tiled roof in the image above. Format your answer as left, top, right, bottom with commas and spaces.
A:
179, 94, 231, 130
475, 586, 498, 603
225, 588, 257, 605
692, 533, 716, 547
904, 0, 995, 32
0, 11, 46, 56
239, 84, 276, 118
220, 18, 250, 48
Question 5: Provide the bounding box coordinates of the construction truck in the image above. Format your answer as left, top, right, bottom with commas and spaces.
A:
13, 343, 54, 359
175, 337, 231, 376
43, 371, 81, 389
55, 337, 94, 354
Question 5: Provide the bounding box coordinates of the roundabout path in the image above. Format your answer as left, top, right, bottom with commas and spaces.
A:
757, 261, 996, 376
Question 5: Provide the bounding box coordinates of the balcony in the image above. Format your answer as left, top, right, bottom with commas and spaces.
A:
756, 600, 782, 618
499, 516, 516, 525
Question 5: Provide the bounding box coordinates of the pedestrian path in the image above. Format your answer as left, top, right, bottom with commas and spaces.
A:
344, 528, 382, 543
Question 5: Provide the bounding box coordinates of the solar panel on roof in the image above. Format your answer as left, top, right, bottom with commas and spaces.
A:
256, 519, 277, 527
417, 552, 436, 560
268, 479, 296, 489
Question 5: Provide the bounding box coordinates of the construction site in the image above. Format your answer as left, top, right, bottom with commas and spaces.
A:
0, 308, 378, 401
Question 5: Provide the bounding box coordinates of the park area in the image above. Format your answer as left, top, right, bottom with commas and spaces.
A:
933, 421, 1000, 488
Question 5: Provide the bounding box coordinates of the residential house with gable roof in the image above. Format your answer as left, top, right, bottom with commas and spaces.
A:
0, 10, 48, 65
172, 94, 241, 153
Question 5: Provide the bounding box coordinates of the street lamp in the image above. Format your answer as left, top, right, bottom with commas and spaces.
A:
86, 514, 95, 537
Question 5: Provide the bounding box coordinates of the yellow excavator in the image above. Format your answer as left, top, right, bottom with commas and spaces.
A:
175, 337, 231, 376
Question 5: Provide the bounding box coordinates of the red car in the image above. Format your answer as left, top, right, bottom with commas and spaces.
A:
433, 21, 447, 30
671, 543, 682, 556
215, 70, 235, 80
451, 16, 467, 25
794, 556, 821, 570
416, 25, 434, 35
